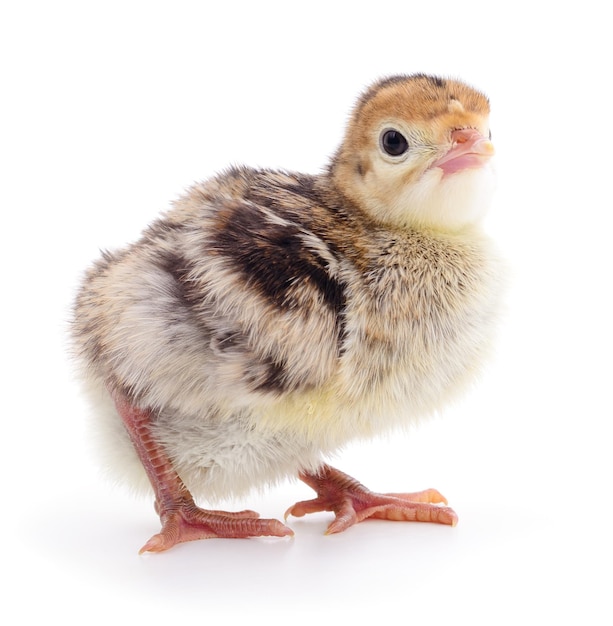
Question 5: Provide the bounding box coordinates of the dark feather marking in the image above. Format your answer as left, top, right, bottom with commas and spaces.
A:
210, 201, 346, 319
156, 250, 202, 311
247, 355, 290, 394
248, 174, 352, 269
428, 75, 446, 88
152, 250, 226, 351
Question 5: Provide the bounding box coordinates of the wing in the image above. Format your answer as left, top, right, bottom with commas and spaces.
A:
185, 189, 347, 398
75, 170, 351, 415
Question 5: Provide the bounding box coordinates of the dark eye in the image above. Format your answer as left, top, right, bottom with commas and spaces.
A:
381, 129, 409, 156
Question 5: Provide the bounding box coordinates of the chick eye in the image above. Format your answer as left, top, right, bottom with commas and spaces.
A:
380, 129, 409, 156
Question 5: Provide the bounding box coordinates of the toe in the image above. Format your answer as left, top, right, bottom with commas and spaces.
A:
385, 488, 448, 505
325, 499, 358, 534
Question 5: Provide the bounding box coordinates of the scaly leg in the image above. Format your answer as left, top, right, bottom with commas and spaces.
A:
110, 389, 293, 553
286, 464, 457, 533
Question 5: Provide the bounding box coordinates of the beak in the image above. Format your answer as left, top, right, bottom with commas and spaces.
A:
432, 128, 495, 176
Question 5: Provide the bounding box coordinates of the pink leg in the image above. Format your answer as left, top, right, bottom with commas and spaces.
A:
110, 390, 293, 553
286, 464, 458, 534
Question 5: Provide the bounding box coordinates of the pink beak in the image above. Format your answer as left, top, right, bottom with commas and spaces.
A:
432, 128, 495, 176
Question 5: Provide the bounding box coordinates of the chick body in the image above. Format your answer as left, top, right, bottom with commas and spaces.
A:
72, 74, 503, 544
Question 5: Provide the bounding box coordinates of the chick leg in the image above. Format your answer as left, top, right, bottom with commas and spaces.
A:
111, 390, 293, 553
286, 464, 458, 533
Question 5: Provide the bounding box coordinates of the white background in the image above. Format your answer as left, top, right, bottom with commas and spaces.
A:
2, 1, 611, 623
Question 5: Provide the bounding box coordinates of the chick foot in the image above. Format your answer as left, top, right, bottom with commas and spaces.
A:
286, 464, 457, 534
110, 388, 292, 553
141, 501, 293, 554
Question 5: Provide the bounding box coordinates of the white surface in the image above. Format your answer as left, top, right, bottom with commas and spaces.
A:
2, 1, 611, 623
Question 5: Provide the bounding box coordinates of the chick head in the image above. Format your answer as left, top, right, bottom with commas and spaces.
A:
331, 74, 495, 232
